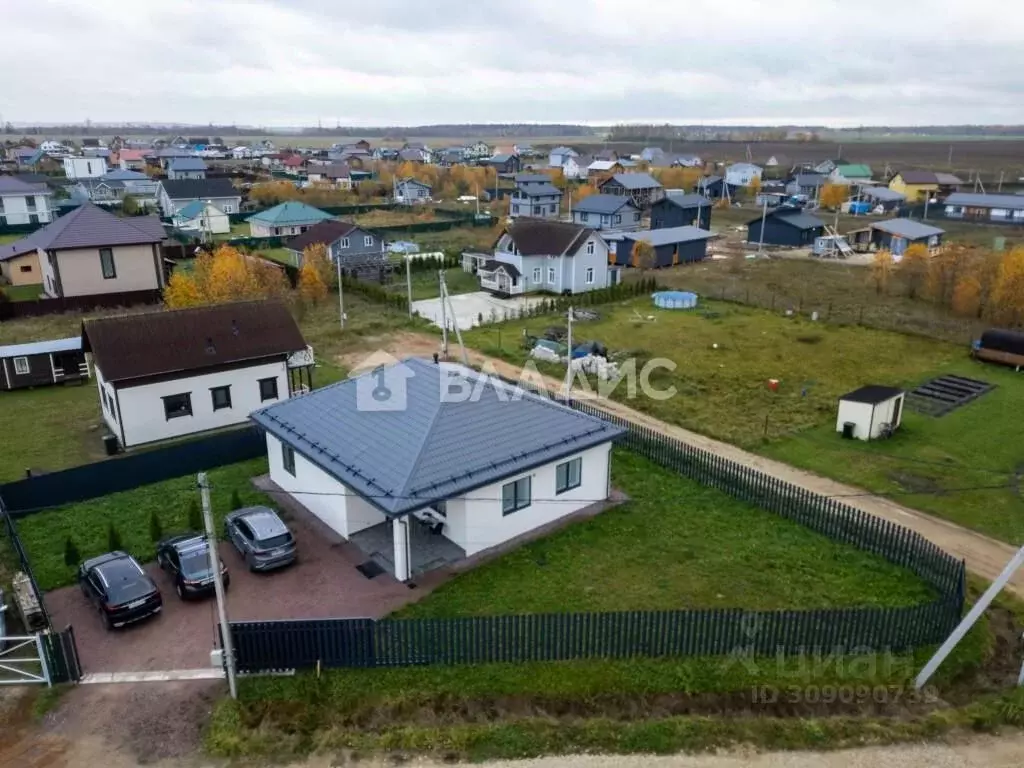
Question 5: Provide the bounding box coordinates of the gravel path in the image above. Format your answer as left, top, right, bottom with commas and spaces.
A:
345, 332, 1024, 599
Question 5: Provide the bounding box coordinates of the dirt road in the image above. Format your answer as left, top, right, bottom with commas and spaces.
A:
342, 332, 1024, 599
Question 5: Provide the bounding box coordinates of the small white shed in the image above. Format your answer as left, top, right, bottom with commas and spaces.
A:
836, 385, 905, 441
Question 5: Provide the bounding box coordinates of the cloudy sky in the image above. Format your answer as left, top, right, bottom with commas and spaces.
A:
4, 0, 1023, 127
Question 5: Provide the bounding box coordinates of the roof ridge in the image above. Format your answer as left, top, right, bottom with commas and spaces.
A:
395, 361, 448, 503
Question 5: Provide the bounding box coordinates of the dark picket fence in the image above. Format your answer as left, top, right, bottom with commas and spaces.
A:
0, 427, 265, 516
0, 496, 50, 629
40, 626, 83, 683
226, 401, 965, 674
0, 289, 163, 321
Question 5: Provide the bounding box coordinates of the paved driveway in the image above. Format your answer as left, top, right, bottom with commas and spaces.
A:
46, 506, 420, 673
413, 291, 544, 330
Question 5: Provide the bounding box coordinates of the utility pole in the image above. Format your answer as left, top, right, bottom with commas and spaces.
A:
336, 255, 346, 329
757, 196, 768, 254
405, 254, 413, 318
198, 472, 236, 700
998, 170, 1004, 192
438, 271, 468, 365
439, 270, 448, 360
947, 144, 953, 167
563, 306, 574, 398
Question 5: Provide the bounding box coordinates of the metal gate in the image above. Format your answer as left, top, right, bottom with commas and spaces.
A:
0, 627, 82, 686
0, 635, 52, 686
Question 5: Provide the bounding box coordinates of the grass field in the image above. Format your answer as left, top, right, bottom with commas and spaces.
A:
463, 296, 1024, 544
389, 266, 478, 300
400, 451, 933, 617
0, 233, 24, 245
16, 457, 272, 590
0, 283, 43, 301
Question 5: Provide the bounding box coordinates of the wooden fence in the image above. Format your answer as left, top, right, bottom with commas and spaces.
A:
226, 404, 965, 673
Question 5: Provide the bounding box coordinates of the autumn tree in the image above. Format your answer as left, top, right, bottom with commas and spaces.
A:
925, 245, 972, 308
952, 275, 983, 317
746, 175, 762, 200
630, 240, 657, 271
653, 167, 701, 191
302, 243, 334, 287
870, 250, 893, 294
164, 245, 289, 308
991, 246, 1024, 325
163, 269, 203, 308
818, 183, 849, 210
299, 261, 328, 305
897, 243, 930, 299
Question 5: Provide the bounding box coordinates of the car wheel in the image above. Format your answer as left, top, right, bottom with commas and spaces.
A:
175, 582, 185, 600
245, 552, 256, 573
99, 604, 113, 631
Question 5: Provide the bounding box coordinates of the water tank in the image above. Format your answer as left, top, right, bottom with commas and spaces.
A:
652, 291, 698, 309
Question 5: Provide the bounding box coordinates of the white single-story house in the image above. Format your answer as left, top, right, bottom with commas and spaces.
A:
82, 301, 312, 449
246, 201, 334, 238
171, 200, 231, 235
836, 385, 905, 441
250, 357, 626, 581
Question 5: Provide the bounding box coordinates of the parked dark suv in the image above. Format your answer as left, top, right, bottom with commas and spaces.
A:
224, 506, 297, 572
156, 533, 230, 600
78, 552, 162, 630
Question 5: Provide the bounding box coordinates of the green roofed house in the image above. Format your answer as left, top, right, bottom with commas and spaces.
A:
830, 164, 873, 183
246, 201, 334, 238
171, 199, 230, 235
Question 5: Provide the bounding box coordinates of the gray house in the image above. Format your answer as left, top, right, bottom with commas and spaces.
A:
571, 194, 642, 231
509, 181, 561, 219
166, 157, 208, 180
158, 178, 241, 217
597, 172, 664, 209
284, 219, 385, 270
475, 219, 618, 296
786, 174, 827, 198
395, 177, 431, 205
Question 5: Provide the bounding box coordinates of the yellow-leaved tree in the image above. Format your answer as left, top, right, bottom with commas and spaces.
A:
630, 240, 657, 271
746, 175, 762, 199
164, 245, 289, 309
302, 243, 335, 287
951, 275, 983, 317
896, 243, 930, 299
869, 250, 893, 294
298, 261, 327, 305
991, 246, 1024, 325
818, 183, 849, 210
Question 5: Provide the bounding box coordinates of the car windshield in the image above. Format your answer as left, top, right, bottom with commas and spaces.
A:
180, 550, 214, 579
258, 533, 292, 550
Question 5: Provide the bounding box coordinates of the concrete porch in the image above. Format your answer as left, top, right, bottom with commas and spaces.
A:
350, 518, 467, 579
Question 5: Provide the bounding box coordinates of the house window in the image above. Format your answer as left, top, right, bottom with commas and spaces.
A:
586, 241, 595, 255
339, 237, 350, 249
555, 457, 582, 494
547, 267, 555, 283
532, 267, 541, 283
533, 206, 541, 215
13, 356, 29, 375
550, 204, 557, 214
364, 235, 373, 247
19, 265, 32, 273
282, 443, 296, 476
26, 197, 36, 211
210, 385, 232, 411
634, 212, 641, 221
501, 476, 531, 515
222, 203, 234, 214
162, 392, 192, 420
580, 212, 589, 222
585, 267, 594, 284
614, 215, 621, 224
100, 248, 116, 279
259, 377, 279, 401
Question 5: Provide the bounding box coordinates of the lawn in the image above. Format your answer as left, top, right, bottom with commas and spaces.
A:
388, 266, 479, 300
400, 451, 933, 617
212, 221, 252, 241
256, 247, 296, 266
0, 233, 24, 245
16, 457, 272, 590
0, 283, 43, 301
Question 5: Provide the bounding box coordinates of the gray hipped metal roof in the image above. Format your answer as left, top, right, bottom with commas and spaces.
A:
573, 194, 634, 214
605, 172, 662, 190
660, 192, 711, 209
250, 358, 626, 516
871, 218, 944, 240
513, 182, 561, 198
945, 192, 1024, 211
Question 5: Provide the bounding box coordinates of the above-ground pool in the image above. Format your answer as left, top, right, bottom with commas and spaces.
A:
652, 291, 698, 309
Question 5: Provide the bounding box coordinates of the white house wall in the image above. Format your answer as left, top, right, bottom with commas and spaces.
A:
836, 400, 875, 441
869, 396, 903, 437
443, 442, 612, 556
0, 193, 54, 225
113, 360, 288, 447
265, 433, 386, 537
94, 365, 120, 439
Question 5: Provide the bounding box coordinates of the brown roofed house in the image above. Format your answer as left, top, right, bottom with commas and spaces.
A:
82, 301, 310, 448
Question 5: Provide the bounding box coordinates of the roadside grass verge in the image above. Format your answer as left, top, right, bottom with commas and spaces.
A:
16, 457, 271, 590
399, 451, 934, 617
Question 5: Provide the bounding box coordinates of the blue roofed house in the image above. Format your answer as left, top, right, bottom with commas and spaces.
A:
615, 226, 716, 268
597, 172, 665, 209
473, 218, 618, 296
570, 194, 642, 231
650, 192, 712, 230
171, 200, 231, 235
247, 201, 334, 238
250, 357, 625, 581
166, 157, 208, 180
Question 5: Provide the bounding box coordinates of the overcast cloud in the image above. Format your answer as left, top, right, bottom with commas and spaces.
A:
3, 0, 1023, 127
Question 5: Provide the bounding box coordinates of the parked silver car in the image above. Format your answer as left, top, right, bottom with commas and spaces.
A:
224, 506, 297, 572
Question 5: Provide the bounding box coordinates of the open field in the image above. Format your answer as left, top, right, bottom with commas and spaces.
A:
387, 266, 478, 301
15, 457, 271, 590
400, 451, 933, 616
0, 283, 43, 301
461, 296, 1024, 544
351, 208, 459, 228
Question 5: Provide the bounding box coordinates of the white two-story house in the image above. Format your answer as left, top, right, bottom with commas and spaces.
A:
63, 156, 108, 179
470, 219, 619, 297
82, 301, 312, 449
509, 175, 561, 219
0, 176, 54, 225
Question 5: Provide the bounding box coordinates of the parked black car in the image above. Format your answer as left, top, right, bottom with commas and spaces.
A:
78, 552, 162, 630
224, 506, 297, 572
156, 533, 230, 600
